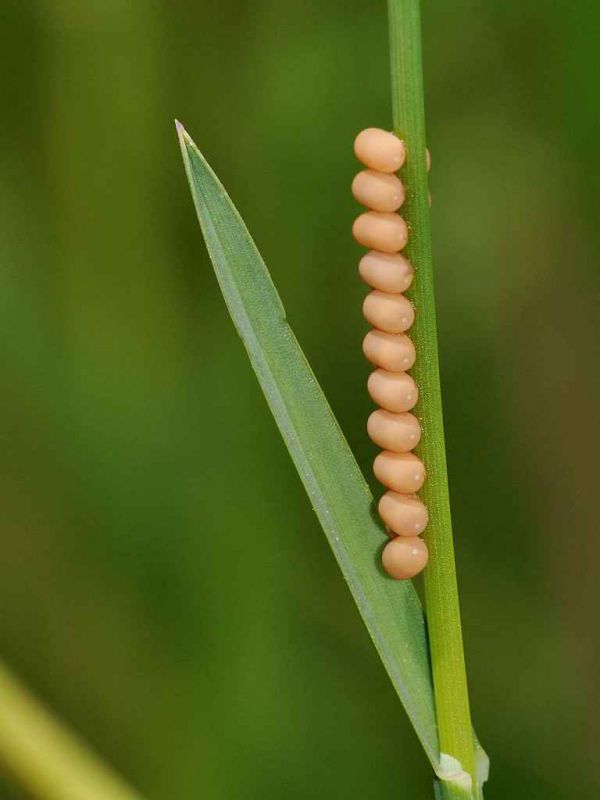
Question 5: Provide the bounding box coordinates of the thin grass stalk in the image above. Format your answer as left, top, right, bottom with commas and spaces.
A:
0, 661, 144, 800
387, 2, 480, 797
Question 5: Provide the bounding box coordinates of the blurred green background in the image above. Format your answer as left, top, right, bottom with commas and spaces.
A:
1, 0, 598, 797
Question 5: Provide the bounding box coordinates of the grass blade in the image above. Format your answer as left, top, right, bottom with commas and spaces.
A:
176, 121, 441, 767
0, 661, 144, 800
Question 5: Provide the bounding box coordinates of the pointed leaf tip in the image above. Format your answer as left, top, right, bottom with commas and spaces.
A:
175, 120, 198, 155
175, 119, 188, 148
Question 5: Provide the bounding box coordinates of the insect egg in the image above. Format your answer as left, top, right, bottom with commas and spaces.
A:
352, 211, 408, 253
363, 330, 416, 372
378, 491, 429, 537
381, 536, 429, 580
354, 128, 406, 173
367, 409, 421, 453
359, 251, 413, 293
373, 451, 426, 494
367, 369, 418, 413
351, 170, 404, 212
362, 291, 414, 334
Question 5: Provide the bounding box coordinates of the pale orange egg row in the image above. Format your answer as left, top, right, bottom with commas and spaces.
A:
353, 127, 429, 580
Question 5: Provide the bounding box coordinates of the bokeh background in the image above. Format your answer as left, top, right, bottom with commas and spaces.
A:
1, 0, 599, 797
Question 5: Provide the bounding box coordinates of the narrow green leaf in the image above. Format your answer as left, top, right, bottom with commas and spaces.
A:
0, 661, 144, 800
176, 121, 440, 767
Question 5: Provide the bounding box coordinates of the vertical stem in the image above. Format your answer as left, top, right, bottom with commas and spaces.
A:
387, 2, 479, 797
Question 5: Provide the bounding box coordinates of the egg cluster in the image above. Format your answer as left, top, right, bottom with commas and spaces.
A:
352, 128, 429, 580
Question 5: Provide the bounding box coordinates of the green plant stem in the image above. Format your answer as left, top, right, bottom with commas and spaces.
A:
387, 2, 479, 798
0, 661, 145, 800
